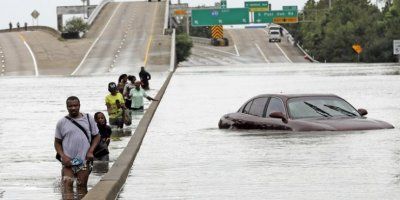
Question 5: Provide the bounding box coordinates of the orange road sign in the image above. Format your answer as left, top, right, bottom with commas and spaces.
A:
211, 25, 223, 39
352, 44, 362, 54
272, 17, 298, 24
174, 9, 187, 16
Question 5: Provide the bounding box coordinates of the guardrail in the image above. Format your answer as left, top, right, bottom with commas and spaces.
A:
280, 26, 319, 63
87, 0, 114, 26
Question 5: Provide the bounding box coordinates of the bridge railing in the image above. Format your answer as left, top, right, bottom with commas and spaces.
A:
281, 26, 319, 63
87, 0, 114, 26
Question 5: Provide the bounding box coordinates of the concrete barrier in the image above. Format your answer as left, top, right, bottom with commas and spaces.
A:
83, 29, 177, 200
0, 26, 61, 38
87, 0, 114, 26
191, 36, 210, 45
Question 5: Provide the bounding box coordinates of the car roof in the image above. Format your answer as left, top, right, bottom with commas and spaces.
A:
252, 94, 340, 101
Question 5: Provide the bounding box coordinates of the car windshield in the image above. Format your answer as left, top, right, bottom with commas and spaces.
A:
287, 96, 360, 119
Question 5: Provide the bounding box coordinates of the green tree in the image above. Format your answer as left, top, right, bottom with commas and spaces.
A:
64, 17, 89, 33
176, 33, 193, 63
291, 0, 388, 62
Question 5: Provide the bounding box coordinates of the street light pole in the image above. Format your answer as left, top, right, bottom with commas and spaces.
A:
81, 0, 87, 19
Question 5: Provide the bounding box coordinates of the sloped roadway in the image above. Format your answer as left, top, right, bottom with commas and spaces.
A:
181, 28, 308, 66
73, 1, 167, 75
0, 32, 36, 76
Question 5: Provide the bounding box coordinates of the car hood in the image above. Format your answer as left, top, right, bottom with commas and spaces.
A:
294, 117, 394, 131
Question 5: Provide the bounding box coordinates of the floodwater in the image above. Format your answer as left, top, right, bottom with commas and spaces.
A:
118, 63, 400, 200
0, 73, 166, 199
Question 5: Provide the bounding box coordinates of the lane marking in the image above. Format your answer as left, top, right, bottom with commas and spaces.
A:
143, 2, 159, 67
275, 43, 293, 63
234, 45, 240, 56
228, 30, 240, 56
254, 43, 270, 63
19, 34, 39, 76
197, 45, 238, 56
263, 29, 292, 63
71, 2, 122, 75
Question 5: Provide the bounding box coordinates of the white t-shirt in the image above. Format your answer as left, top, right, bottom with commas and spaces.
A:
129, 88, 148, 109
55, 113, 99, 162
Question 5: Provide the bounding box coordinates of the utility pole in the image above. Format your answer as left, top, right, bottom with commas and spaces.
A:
329, 0, 331, 9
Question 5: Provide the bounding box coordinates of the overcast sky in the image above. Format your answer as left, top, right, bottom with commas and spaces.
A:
0, 0, 309, 30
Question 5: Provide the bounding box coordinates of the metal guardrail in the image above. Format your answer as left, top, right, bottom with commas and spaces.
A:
280, 26, 319, 63
87, 0, 114, 26
296, 43, 319, 63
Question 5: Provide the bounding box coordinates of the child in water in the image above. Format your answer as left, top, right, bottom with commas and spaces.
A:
94, 112, 112, 161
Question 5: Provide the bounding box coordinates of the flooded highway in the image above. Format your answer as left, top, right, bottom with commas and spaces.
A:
0, 73, 167, 199
118, 63, 400, 200
0, 63, 399, 199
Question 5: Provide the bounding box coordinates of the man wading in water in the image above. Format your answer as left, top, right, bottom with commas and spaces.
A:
54, 96, 100, 199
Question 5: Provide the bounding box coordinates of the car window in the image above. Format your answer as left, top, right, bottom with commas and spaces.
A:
248, 97, 269, 117
266, 97, 286, 117
287, 96, 361, 119
242, 100, 253, 114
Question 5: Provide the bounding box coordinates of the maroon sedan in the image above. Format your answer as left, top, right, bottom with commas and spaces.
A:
218, 94, 394, 131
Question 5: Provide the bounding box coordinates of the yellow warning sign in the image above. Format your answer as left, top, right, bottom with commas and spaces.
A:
211, 25, 223, 39
249, 7, 269, 12
273, 17, 298, 24
352, 44, 363, 54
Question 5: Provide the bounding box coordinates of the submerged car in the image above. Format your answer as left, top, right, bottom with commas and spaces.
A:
218, 94, 394, 131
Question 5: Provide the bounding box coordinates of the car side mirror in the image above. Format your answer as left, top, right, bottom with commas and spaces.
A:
357, 108, 368, 116
269, 112, 288, 124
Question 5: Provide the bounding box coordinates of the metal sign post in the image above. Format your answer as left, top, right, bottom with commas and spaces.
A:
394, 40, 400, 63
31, 10, 40, 26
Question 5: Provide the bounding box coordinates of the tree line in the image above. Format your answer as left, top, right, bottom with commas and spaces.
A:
284, 0, 400, 62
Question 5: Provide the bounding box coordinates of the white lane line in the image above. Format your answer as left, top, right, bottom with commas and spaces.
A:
197, 45, 239, 56
19, 34, 39, 76
263, 29, 292, 63
255, 43, 270, 63
274, 43, 292, 63
71, 2, 122, 75
234, 44, 240, 56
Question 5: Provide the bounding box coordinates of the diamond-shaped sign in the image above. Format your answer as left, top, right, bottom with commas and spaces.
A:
31, 10, 40, 19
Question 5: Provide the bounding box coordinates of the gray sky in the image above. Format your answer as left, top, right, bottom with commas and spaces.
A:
0, 0, 309, 30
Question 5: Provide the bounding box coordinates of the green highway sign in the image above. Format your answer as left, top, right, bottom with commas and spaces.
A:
191, 8, 250, 26
254, 10, 298, 23
283, 6, 298, 11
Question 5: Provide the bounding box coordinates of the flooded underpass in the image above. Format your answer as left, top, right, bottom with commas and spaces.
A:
118, 63, 400, 200
0, 73, 167, 199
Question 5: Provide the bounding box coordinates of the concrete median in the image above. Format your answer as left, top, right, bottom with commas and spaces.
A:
83, 71, 174, 200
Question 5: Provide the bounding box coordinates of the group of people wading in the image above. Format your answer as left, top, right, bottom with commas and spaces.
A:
54, 66, 156, 199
